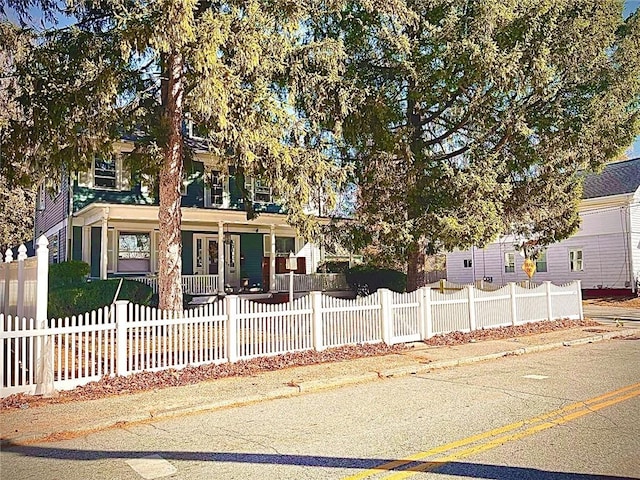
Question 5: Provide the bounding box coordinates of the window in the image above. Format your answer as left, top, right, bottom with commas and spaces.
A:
118, 233, 151, 272
275, 236, 295, 256
254, 178, 272, 203
569, 249, 583, 272
535, 251, 548, 273
463, 259, 472, 268
94, 157, 117, 189
244, 177, 272, 203
49, 233, 59, 264
37, 183, 46, 211
210, 171, 224, 205
504, 252, 515, 273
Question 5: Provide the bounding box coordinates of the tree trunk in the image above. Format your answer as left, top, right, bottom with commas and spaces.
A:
158, 52, 185, 311
406, 243, 425, 292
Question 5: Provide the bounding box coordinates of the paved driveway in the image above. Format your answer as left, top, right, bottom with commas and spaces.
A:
583, 304, 640, 324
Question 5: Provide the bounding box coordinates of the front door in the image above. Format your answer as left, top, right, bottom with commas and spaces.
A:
224, 234, 240, 288
193, 234, 240, 288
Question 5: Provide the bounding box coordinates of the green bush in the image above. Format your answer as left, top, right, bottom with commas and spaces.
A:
316, 261, 350, 274
48, 261, 90, 290
345, 265, 407, 295
48, 279, 154, 319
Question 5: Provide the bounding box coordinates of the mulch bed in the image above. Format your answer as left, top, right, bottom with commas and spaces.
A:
0, 318, 600, 411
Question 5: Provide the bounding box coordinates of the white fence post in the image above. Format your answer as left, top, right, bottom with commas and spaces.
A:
576, 280, 584, 320
3, 248, 13, 314
115, 300, 130, 376
226, 295, 238, 362
16, 245, 27, 319
379, 288, 392, 344
424, 287, 433, 339
509, 282, 517, 326
467, 285, 477, 331
34, 236, 54, 396
545, 281, 553, 321
310, 291, 324, 351
35, 236, 49, 324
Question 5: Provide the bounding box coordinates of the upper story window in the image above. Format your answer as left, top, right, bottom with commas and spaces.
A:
210, 171, 224, 205
535, 251, 548, 273
569, 249, 583, 272
94, 157, 117, 189
504, 252, 515, 273
463, 259, 472, 268
245, 177, 272, 204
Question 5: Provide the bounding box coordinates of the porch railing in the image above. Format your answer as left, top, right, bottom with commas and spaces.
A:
129, 275, 219, 295
274, 273, 349, 292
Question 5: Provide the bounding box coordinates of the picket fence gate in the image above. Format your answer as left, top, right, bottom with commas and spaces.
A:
0, 281, 583, 397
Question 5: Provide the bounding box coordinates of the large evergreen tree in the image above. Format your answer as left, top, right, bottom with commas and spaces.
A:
326, 0, 640, 290
1, 0, 347, 309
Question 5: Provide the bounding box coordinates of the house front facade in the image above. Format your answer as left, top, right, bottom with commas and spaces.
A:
446, 158, 640, 294
34, 140, 339, 294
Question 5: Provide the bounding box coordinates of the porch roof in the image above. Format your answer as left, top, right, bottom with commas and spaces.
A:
71, 202, 327, 230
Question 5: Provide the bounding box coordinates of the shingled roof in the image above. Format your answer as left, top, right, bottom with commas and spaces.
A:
582, 157, 640, 199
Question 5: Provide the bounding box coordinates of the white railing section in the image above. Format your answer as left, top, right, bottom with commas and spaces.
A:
1, 281, 582, 397
321, 293, 382, 348
129, 274, 220, 295
1, 236, 49, 321
274, 273, 348, 292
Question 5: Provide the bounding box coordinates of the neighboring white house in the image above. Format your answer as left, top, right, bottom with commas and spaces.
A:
446, 158, 640, 293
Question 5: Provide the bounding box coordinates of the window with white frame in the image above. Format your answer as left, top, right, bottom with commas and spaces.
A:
535, 251, 548, 273
94, 157, 117, 189
118, 232, 151, 272
463, 259, 472, 268
504, 252, 515, 273
210, 171, 224, 205
569, 249, 583, 272
245, 177, 272, 203
49, 233, 59, 264
37, 182, 46, 210
275, 236, 295, 256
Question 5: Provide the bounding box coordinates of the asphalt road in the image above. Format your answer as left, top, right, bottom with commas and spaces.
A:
2, 338, 639, 480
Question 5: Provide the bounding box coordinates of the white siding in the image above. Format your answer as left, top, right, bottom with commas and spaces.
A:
447, 200, 637, 290
630, 198, 640, 291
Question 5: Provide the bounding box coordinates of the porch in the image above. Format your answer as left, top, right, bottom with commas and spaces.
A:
129, 272, 349, 295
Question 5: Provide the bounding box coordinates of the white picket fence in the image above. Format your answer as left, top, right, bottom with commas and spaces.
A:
1, 236, 49, 322
0, 281, 583, 397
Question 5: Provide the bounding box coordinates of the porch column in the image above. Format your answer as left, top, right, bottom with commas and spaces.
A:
218, 221, 225, 289
82, 226, 90, 264
270, 225, 276, 291
100, 208, 109, 280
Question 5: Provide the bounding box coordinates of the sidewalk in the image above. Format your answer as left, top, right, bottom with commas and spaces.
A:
1, 322, 638, 447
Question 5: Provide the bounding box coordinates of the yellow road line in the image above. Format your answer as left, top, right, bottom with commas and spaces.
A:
386, 387, 640, 479
343, 382, 640, 480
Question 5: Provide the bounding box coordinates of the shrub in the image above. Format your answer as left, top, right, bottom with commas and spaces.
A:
316, 261, 350, 273
48, 279, 154, 319
48, 261, 90, 290
345, 265, 407, 295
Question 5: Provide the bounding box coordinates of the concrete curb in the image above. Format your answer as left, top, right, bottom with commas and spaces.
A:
2, 328, 637, 447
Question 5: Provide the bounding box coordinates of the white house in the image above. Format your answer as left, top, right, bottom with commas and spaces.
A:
446, 158, 640, 294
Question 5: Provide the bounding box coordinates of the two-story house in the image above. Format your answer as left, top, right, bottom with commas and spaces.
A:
34, 138, 342, 295
446, 158, 640, 294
